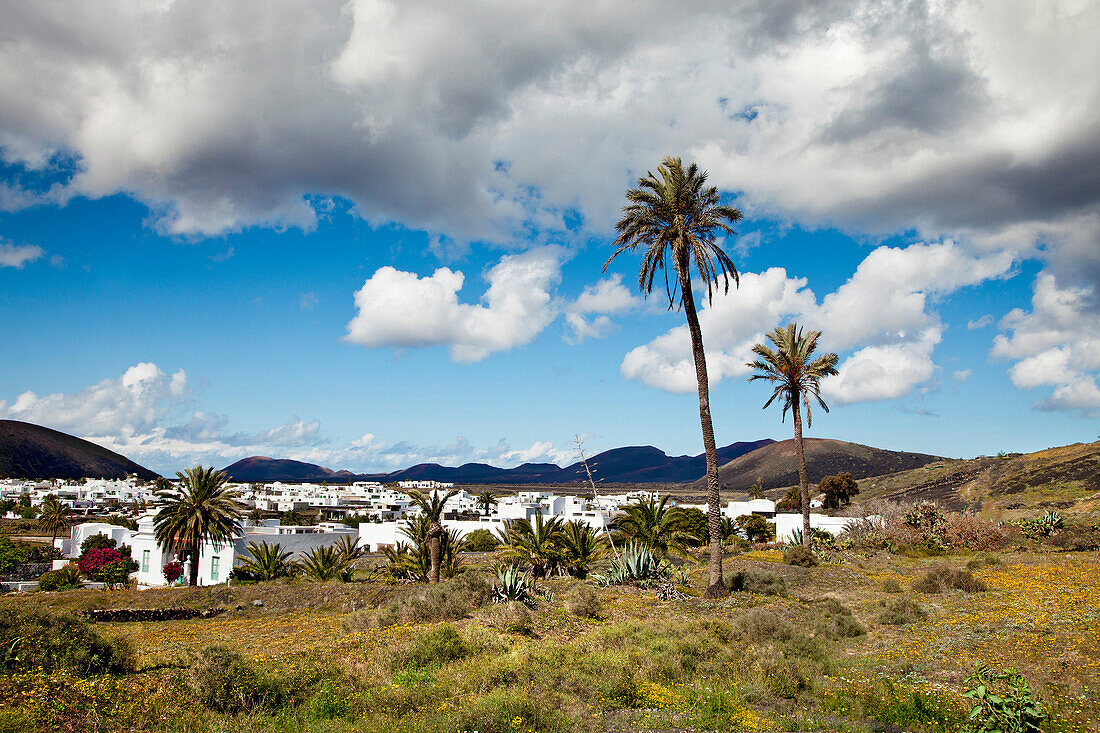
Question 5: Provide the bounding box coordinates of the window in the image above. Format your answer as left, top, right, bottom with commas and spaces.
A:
141, 549, 150, 573
210, 556, 220, 582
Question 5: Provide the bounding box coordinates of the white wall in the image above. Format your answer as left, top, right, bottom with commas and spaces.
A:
770, 513, 856, 542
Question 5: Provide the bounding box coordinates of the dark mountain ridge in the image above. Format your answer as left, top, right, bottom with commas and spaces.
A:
0, 420, 159, 480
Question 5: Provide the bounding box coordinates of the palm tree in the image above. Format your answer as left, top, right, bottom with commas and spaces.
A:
298, 545, 346, 581
476, 490, 497, 517
153, 466, 245, 587
747, 323, 839, 549
499, 514, 564, 578
333, 534, 366, 566
406, 489, 459, 583
611, 496, 696, 561
247, 506, 266, 524
237, 540, 293, 580
559, 520, 605, 578
37, 494, 70, 547
604, 155, 742, 597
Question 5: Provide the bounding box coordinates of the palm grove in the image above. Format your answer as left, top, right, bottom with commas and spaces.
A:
147, 155, 838, 592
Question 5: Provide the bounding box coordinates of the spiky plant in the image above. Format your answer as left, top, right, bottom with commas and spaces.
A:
499, 514, 565, 578
559, 520, 605, 578
747, 323, 839, 549
153, 466, 245, 587
491, 564, 535, 606
604, 155, 742, 597
611, 496, 696, 561
406, 489, 460, 583
298, 545, 346, 582
236, 540, 294, 581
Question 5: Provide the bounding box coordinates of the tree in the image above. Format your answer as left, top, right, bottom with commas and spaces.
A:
406, 489, 459, 583
747, 323, 839, 549
236, 540, 294, 580
37, 494, 70, 547
476, 490, 497, 517
499, 514, 564, 578
605, 156, 742, 597
736, 514, 772, 543
776, 486, 802, 512
559, 521, 605, 578
611, 496, 697, 561
280, 510, 304, 526
749, 481, 766, 500
819, 472, 860, 509
247, 507, 266, 524
153, 466, 245, 587
298, 545, 345, 581
462, 528, 500, 552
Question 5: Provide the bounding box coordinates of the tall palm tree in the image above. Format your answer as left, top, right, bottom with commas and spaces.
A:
559, 520, 605, 579
237, 540, 294, 580
604, 155, 742, 597
406, 488, 459, 583
153, 466, 245, 587
611, 496, 696, 561
499, 514, 564, 578
476, 490, 497, 517
747, 323, 839, 549
37, 494, 70, 548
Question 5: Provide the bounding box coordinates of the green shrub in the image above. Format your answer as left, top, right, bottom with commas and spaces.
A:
0, 611, 133, 676
37, 564, 82, 592
479, 601, 532, 633
816, 598, 866, 638
462, 528, 501, 552
882, 578, 903, 593
784, 545, 817, 567
738, 607, 794, 643
912, 565, 987, 594
344, 571, 491, 629
400, 624, 470, 670
962, 664, 1046, 733
450, 687, 566, 733
880, 597, 927, 625
306, 679, 349, 720
564, 583, 602, 619
189, 645, 276, 714
728, 568, 787, 595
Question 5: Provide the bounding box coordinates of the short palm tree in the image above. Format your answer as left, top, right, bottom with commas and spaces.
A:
605, 155, 742, 597
611, 496, 696, 561
476, 490, 497, 517
333, 534, 366, 566
499, 514, 564, 578
559, 520, 605, 578
237, 540, 293, 580
153, 466, 245, 587
298, 545, 346, 581
747, 323, 839, 549
37, 494, 70, 547
406, 489, 459, 583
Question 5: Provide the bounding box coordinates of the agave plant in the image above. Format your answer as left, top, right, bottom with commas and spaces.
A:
592, 541, 670, 586
237, 540, 294, 581
297, 545, 347, 581
491, 564, 535, 607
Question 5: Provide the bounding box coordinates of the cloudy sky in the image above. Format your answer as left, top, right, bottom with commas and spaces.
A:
1, 0, 1098, 475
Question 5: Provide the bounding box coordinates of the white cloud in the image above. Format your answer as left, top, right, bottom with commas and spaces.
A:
299, 292, 319, 311
0, 242, 43, 268
344, 246, 565, 362
0, 0, 1096, 288
967, 315, 993, 330
620, 241, 1012, 402
564, 274, 641, 343
953, 369, 971, 382
992, 272, 1100, 416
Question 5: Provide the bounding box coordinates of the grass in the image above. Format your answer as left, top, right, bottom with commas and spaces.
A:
2, 549, 1099, 732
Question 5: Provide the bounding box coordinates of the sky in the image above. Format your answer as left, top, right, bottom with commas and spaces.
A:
0, 0, 1098, 476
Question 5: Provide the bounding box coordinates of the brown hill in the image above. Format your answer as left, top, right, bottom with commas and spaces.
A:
0, 420, 158, 480
692, 437, 941, 493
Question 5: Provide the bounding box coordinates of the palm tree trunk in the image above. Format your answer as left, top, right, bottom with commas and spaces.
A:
679, 270, 724, 597
428, 523, 442, 584
792, 401, 812, 549
189, 545, 200, 587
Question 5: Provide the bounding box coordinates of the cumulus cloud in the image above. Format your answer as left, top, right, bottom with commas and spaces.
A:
344, 246, 564, 361
0, 241, 43, 268
0, 0, 1096, 287
564, 274, 641, 343
620, 241, 1013, 402
992, 273, 1100, 416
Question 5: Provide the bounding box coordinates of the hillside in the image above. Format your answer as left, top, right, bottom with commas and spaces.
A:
692, 437, 941, 493
852, 440, 1100, 516
0, 420, 158, 480
223, 439, 776, 484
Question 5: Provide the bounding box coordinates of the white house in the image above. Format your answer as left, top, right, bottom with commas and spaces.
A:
55, 522, 134, 558
770, 513, 858, 542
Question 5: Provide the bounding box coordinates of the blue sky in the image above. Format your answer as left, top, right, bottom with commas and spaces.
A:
1, 1, 1098, 474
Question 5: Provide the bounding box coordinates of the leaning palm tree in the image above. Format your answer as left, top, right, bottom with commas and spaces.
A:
237, 540, 294, 580
153, 466, 245, 587
406, 489, 460, 583
559, 520, 605, 579
37, 494, 70, 547
747, 323, 839, 549
611, 496, 696, 561
605, 155, 742, 597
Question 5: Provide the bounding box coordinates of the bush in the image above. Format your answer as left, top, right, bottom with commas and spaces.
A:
816, 598, 865, 638
79, 533, 117, 555
944, 514, 1005, 550
880, 597, 927, 625
962, 665, 1046, 733
728, 568, 787, 596
738, 607, 795, 643
784, 545, 817, 567
163, 560, 184, 584
344, 572, 492, 629
400, 624, 470, 669
479, 601, 532, 633
451, 687, 566, 733
564, 584, 602, 619
0, 611, 133, 676
37, 565, 82, 592
912, 565, 987, 594
882, 578, 903, 593
190, 645, 276, 714
463, 528, 500, 552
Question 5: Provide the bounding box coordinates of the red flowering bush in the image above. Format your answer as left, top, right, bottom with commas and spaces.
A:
163, 561, 184, 583
78, 547, 124, 576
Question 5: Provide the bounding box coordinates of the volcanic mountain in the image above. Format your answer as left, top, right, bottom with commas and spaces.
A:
0, 420, 159, 480
222, 439, 776, 485
692, 437, 942, 492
